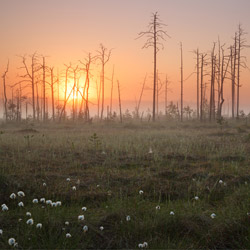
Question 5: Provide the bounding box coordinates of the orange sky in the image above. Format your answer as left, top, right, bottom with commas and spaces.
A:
1, 0, 250, 114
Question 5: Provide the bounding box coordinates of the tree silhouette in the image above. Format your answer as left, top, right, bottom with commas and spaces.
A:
136, 12, 170, 121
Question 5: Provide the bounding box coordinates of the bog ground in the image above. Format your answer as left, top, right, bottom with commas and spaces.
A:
0, 120, 249, 249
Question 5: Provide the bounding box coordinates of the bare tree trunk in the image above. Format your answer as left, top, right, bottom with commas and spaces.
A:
200, 54, 204, 121
50, 68, 55, 121
43, 57, 46, 122
153, 14, 157, 122
209, 44, 215, 122
180, 42, 183, 122
165, 75, 168, 115
217, 38, 221, 114
196, 49, 199, 119
2, 60, 9, 122
237, 25, 241, 119
117, 80, 122, 123
156, 70, 159, 118
110, 65, 114, 118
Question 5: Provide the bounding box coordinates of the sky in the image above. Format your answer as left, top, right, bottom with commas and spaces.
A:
1, 0, 250, 114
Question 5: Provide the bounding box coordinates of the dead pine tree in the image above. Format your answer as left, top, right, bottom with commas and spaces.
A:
62, 63, 72, 120
96, 44, 112, 120
79, 53, 94, 121
217, 47, 231, 119
2, 60, 9, 121
117, 80, 122, 123
48, 67, 57, 121
110, 65, 115, 118
209, 43, 216, 122
164, 75, 171, 115
180, 42, 184, 122
196, 49, 200, 119
236, 24, 248, 119
231, 33, 237, 119
136, 12, 170, 121
18, 53, 40, 121
200, 53, 207, 121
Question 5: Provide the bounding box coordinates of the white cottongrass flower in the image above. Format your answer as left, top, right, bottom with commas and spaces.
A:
52, 202, 57, 207
26, 218, 34, 225
139, 190, 144, 195
96, 184, 100, 188
26, 212, 31, 216
43, 182, 47, 187
0, 229, 3, 235
2, 204, 8, 211
66, 233, 71, 238
210, 213, 216, 219
83, 225, 88, 232
8, 238, 16, 246
81, 206, 87, 211
40, 198, 45, 203
10, 193, 16, 199
1, 204, 6, 208
156, 205, 161, 210
170, 211, 175, 215
143, 242, 148, 248
65, 221, 69, 226
219, 180, 223, 184
66, 178, 71, 182
138, 243, 144, 248
36, 223, 42, 229
46, 200, 52, 205
17, 191, 25, 197
126, 215, 131, 221
247, 212, 250, 216
56, 201, 62, 206
100, 226, 104, 231
14, 242, 18, 248
18, 201, 24, 207
18, 218, 22, 222
148, 147, 153, 154
32, 199, 38, 204
78, 215, 84, 221
194, 196, 199, 200
72, 186, 76, 191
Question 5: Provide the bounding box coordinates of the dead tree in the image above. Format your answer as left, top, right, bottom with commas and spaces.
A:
18, 53, 40, 120
136, 12, 170, 121
62, 63, 72, 120
180, 42, 184, 122
110, 65, 115, 118
236, 24, 248, 118
165, 75, 171, 115
79, 53, 93, 121
2, 60, 9, 121
218, 48, 231, 118
209, 43, 216, 121
96, 44, 112, 120
117, 80, 122, 123
48, 67, 57, 121
200, 54, 207, 121
231, 33, 237, 119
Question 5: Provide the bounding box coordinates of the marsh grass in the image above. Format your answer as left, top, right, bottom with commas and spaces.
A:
0, 120, 249, 249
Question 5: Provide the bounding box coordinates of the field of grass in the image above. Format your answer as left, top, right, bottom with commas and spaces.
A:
0, 120, 250, 249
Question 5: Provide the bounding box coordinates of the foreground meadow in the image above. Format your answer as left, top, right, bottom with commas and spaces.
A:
0, 120, 249, 249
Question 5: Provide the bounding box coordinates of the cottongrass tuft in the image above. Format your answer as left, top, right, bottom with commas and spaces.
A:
194, 196, 199, 200
2, 204, 9, 211
8, 238, 15, 246
78, 215, 84, 221
66, 233, 71, 238
10, 193, 16, 199
36, 223, 42, 229
170, 211, 175, 215
18, 201, 24, 207
81, 206, 87, 211
72, 186, 76, 191
126, 215, 131, 221
65, 221, 69, 226
210, 213, 216, 219
26, 218, 34, 225
83, 225, 88, 232
100, 226, 104, 231
139, 190, 144, 195
0, 229, 3, 235
32, 199, 38, 204
156, 205, 160, 210
17, 191, 25, 197
40, 198, 45, 203
26, 212, 31, 217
